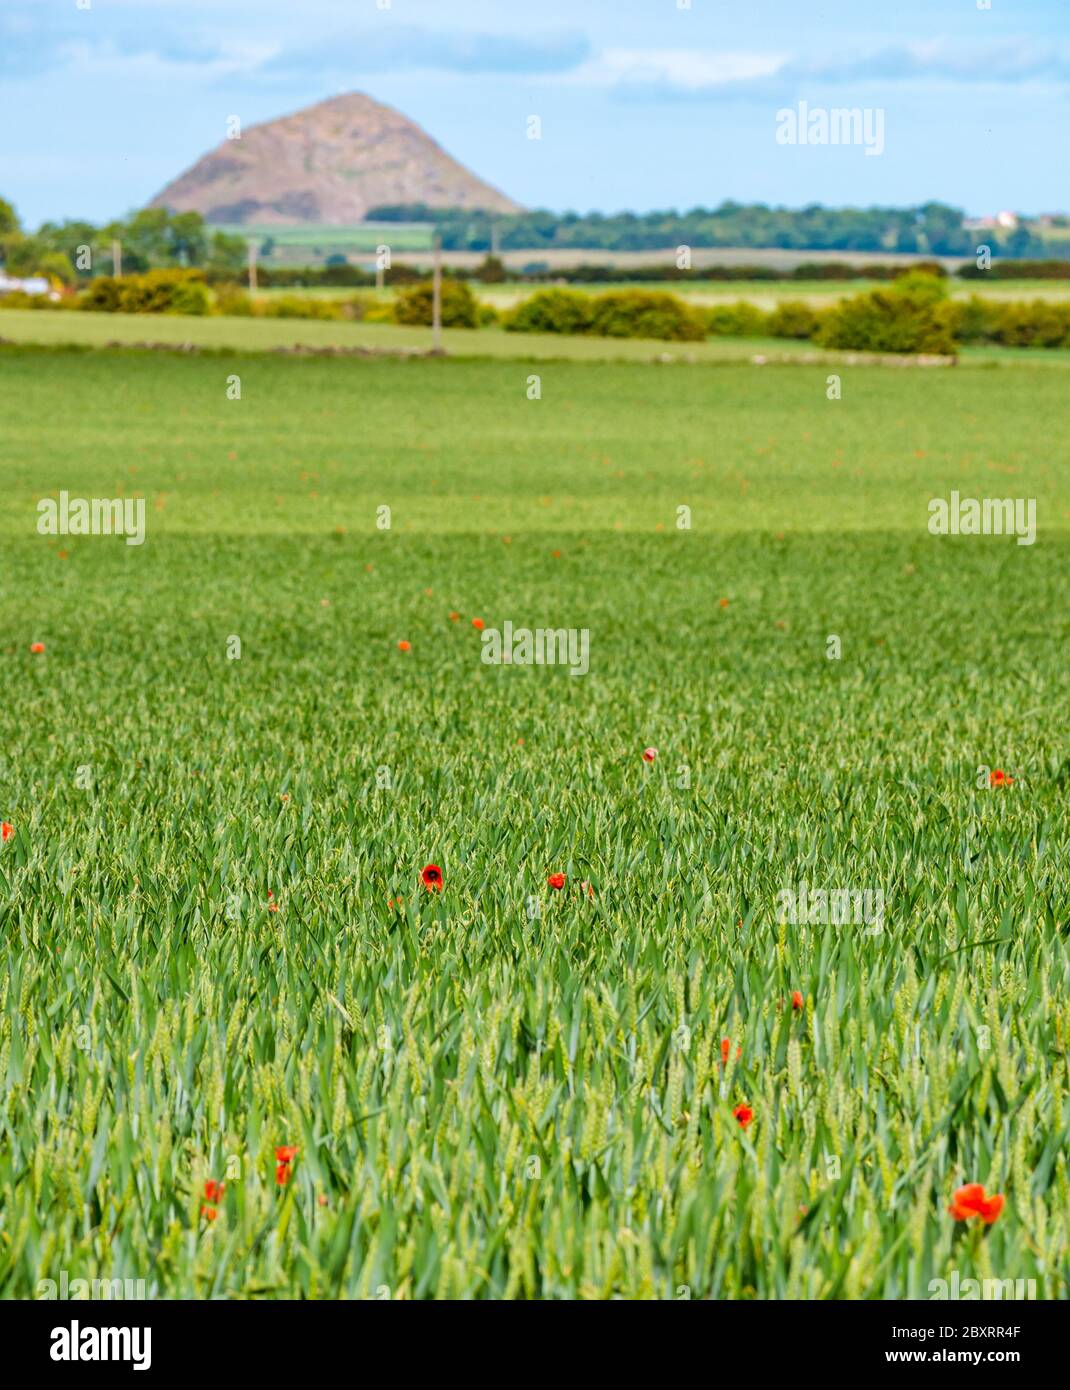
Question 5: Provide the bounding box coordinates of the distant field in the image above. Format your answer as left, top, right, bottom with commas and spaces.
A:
208, 232, 977, 274
210, 221, 435, 266
244, 280, 1070, 312
442, 280, 1070, 311
4, 306, 1070, 367
0, 308, 806, 363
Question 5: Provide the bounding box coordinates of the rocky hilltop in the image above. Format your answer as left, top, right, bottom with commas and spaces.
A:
150, 92, 520, 224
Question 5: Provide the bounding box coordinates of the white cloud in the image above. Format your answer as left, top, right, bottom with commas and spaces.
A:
564, 49, 787, 90
555, 38, 1070, 96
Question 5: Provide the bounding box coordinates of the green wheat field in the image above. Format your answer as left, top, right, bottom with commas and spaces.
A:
1, 343, 1068, 1298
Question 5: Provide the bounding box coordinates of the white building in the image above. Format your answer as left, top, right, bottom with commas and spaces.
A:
0, 272, 54, 296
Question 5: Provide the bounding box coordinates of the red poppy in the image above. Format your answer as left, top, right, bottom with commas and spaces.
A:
642, 747, 657, 763
200, 1204, 218, 1221
733, 1104, 753, 1129
719, 598, 730, 608
547, 872, 566, 890
989, 769, 1013, 787
275, 1163, 291, 1186
275, 1146, 298, 1164
30, 642, 45, 654
580, 880, 595, 899
720, 1038, 741, 1065
397, 640, 411, 652
449, 611, 461, 622
204, 1179, 225, 1201
421, 863, 443, 891
948, 1183, 1004, 1224
471, 618, 485, 631
1, 822, 13, 843
267, 890, 279, 913
792, 991, 804, 1011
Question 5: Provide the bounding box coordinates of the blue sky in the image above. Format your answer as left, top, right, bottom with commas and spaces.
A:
2, 0, 1067, 227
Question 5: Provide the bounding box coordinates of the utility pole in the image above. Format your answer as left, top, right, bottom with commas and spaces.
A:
112, 239, 122, 277
247, 240, 258, 293
432, 232, 442, 352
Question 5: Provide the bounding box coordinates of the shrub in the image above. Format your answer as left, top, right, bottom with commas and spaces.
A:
78, 277, 124, 312
505, 288, 705, 340
989, 299, 1070, 348
702, 301, 770, 337
814, 283, 956, 354
213, 283, 254, 316
0, 290, 66, 311
79, 269, 210, 315
473, 254, 508, 283
394, 278, 479, 328
766, 300, 821, 339
586, 291, 706, 341
945, 295, 999, 344
362, 299, 397, 324
888, 269, 950, 304
260, 294, 346, 321
504, 289, 593, 335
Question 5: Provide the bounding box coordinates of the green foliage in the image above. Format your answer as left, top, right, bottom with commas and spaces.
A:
259, 294, 348, 321
393, 278, 479, 329
506, 289, 705, 341
33, 251, 76, 287
889, 270, 951, 304
815, 283, 957, 354
0, 291, 68, 311
1, 233, 51, 277
473, 254, 508, 283
702, 301, 770, 338
985, 300, 1070, 348
586, 290, 707, 341
0, 196, 20, 237
766, 301, 822, 339
366, 199, 1057, 258
504, 288, 594, 335
212, 283, 255, 317
78, 269, 211, 315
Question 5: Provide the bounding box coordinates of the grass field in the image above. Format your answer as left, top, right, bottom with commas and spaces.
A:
6, 306, 1070, 369
1, 344, 1068, 1299
209, 222, 435, 267
463, 279, 1070, 311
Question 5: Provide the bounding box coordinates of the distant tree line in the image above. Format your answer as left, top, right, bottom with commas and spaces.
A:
367, 200, 1063, 259
0, 198, 247, 284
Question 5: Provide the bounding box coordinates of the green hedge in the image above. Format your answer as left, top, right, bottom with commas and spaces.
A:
701, 301, 766, 337
78, 269, 210, 315
814, 277, 957, 354
394, 279, 479, 329
505, 288, 705, 341
765, 300, 821, 339
504, 288, 594, 334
